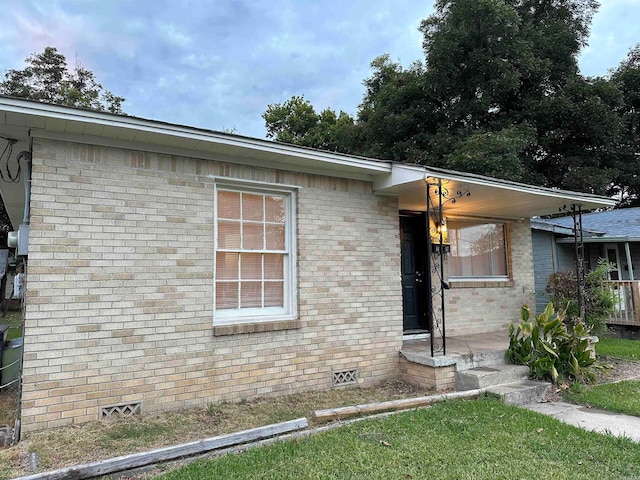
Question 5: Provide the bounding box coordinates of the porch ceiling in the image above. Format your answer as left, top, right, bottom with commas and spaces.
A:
374, 165, 616, 220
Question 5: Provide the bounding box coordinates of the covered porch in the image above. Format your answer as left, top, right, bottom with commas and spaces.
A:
374, 164, 616, 362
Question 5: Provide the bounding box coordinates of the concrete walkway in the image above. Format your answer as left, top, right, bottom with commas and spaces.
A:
525, 401, 640, 442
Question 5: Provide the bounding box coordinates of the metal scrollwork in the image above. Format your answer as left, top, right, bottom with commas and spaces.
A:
426, 178, 470, 356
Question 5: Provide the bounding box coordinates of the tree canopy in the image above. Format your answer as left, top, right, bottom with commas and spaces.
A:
0, 46, 125, 114
263, 0, 640, 201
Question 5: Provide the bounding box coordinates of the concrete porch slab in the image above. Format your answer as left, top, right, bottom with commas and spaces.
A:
399, 330, 513, 391
401, 331, 510, 371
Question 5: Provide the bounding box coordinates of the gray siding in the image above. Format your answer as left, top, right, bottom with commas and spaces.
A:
557, 244, 575, 272
532, 230, 556, 314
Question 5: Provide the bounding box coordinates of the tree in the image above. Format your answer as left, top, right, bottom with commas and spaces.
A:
263, 95, 361, 153
609, 45, 640, 204
263, 0, 628, 194
0, 47, 125, 113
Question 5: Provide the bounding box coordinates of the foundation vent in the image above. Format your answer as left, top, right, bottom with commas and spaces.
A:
99, 402, 142, 419
332, 369, 358, 387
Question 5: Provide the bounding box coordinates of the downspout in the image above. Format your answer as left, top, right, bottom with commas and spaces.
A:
18, 151, 32, 225
624, 242, 634, 281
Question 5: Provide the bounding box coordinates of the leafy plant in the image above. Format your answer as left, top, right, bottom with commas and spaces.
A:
507, 303, 597, 384
545, 260, 615, 335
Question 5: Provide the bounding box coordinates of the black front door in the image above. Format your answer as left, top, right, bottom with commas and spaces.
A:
400, 213, 428, 332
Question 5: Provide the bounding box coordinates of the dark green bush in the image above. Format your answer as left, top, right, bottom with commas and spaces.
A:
507, 303, 597, 384
545, 260, 615, 335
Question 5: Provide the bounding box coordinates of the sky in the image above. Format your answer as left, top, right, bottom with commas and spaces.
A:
0, 0, 638, 139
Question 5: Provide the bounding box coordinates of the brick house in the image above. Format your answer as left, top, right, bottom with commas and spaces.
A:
0, 97, 615, 433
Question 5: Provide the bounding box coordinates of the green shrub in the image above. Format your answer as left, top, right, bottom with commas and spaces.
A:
545, 260, 615, 335
506, 302, 596, 384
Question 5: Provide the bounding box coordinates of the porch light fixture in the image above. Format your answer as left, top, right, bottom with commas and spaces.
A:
431, 218, 451, 253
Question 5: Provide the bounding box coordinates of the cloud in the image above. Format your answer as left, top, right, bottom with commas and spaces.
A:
1, 0, 635, 139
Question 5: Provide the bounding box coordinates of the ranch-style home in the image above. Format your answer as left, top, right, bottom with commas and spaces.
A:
0, 96, 615, 434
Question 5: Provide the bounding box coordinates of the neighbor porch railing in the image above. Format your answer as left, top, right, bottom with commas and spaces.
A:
604, 280, 640, 327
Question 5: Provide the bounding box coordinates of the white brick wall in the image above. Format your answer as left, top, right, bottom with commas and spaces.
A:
20, 138, 536, 432
444, 220, 536, 336
21, 139, 403, 432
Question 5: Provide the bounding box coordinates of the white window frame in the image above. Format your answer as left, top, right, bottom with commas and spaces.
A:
447, 220, 510, 282
213, 179, 298, 325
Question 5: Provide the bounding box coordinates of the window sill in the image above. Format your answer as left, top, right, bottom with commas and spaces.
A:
449, 280, 513, 289
213, 318, 301, 336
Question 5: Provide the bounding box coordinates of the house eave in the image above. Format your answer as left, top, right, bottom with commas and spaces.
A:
0, 96, 392, 179
556, 236, 640, 244
374, 164, 616, 219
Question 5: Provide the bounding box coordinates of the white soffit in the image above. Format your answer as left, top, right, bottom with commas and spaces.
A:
375, 164, 616, 219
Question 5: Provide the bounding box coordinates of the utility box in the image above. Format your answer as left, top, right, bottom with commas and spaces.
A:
1, 337, 22, 390
7, 225, 29, 257
17, 224, 29, 257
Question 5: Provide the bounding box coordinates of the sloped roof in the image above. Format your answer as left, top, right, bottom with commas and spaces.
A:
533, 207, 640, 240
0, 96, 617, 227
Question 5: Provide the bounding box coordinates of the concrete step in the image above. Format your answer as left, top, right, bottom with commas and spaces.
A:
486, 380, 552, 406
454, 349, 508, 371
456, 363, 530, 390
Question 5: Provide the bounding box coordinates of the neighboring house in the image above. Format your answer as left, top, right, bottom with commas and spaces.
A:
532, 208, 640, 326
0, 97, 614, 433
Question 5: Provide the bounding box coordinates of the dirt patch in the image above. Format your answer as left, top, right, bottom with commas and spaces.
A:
0, 387, 18, 428
595, 357, 640, 383
0, 380, 432, 479
543, 358, 640, 402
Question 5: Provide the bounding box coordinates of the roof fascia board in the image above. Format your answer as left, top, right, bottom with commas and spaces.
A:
2, 98, 390, 176
373, 163, 426, 191
29, 129, 379, 182
531, 221, 581, 236
424, 169, 616, 208
556, 236, 640, 244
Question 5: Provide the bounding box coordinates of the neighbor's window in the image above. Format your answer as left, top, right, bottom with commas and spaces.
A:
448, 221, 508, 279
214, 184, 296, 323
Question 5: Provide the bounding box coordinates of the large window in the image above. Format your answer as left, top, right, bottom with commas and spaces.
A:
214, 183, 296, 324
448, 221, 508, 279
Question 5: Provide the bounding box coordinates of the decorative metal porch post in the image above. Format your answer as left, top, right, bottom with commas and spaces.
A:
426, 179, 470, 357
570, 204, 586, 319
426, 179, 445, 356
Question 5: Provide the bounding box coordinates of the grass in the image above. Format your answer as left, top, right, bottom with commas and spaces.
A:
156, 398, 640, 480
0, 380, 430, 479
565, 380, 640, 417
2, 309, 22, 341
0, 386, 19, 427
596, 337, 640, 361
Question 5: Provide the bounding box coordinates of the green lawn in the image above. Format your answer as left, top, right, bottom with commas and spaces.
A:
1, 310, 22, 341
565, 380, 640, 417
156, 399, 640, 480
597, 337, 640, 361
